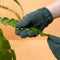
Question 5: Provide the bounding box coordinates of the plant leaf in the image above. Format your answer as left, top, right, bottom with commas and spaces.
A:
0, 52, 4, 60
0, 28, 11, 49
0, 28, 16, 60
0, 17, 52, 39
10, 49, 16, 60
0, 5, 21, 20
0, 17, 18, 27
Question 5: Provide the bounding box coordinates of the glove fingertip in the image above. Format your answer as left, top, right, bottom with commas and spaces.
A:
20, 35, 27, 38
20, 30, 28, 38
33, 32, 39, 37
15, 23, 20, 28
15, 30, 21, 35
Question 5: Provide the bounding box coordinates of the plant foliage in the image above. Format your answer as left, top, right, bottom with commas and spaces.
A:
0, 0, 52, 60
0, 29, 16, 60
0, 0, 24, 60
0, 17, 52, 39
0, 17, 18, 27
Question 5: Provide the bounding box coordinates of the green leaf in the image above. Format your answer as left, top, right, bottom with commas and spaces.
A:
1, 50, 12, 60
0, 29, 16, 60
10, 49, 16, 60
0, 17, 52, 39
0, 52, 4, 60
0, 5, 21, 20
0, 17, 18, 27
0, 28, 11, 49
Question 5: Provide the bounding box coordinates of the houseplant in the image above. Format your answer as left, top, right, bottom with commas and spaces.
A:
0, 0, 24, 60
0, 0, 52, 60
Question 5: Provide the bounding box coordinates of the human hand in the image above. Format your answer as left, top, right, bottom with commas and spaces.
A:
15, 7, 53, 38
47, 35, 60, 60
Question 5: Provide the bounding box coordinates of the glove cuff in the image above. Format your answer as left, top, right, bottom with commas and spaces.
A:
47, 35, 60, 59
41, 7, 53, 26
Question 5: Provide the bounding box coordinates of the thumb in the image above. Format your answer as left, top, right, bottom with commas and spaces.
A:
15, 18, 31, 28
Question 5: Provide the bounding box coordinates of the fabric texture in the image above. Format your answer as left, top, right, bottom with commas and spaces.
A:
15, 7, 53, 38
47, 35, 60, 60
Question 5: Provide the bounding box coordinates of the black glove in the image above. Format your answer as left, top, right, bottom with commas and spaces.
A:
47, 35, 60, 60
15, 7, 53, 38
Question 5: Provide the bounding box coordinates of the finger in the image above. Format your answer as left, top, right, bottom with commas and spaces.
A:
34, 32, 39, 37
15, 30, 22, 35
38, 24, 45, 32
15, 18, 31, 28
20, 30, 28, 38
27, 30, 35, 37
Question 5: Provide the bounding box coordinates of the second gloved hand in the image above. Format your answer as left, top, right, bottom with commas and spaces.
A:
15, 7, 53, 38
47, 35, 60, 60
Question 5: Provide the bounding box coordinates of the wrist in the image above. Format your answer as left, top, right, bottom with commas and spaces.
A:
46, 0, 60, 19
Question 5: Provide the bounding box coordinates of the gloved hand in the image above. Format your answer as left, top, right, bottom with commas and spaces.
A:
15, 7, 53, 38
47, 35, 60, 60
